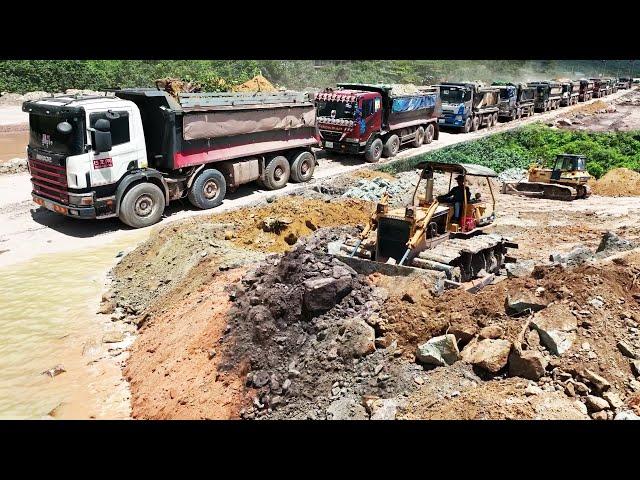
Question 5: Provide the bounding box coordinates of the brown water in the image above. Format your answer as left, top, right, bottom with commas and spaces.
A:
0, 232, 147, 419
0, 131, 29, 162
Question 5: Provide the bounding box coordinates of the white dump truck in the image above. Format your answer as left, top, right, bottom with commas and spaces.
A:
23, 89, 319, 228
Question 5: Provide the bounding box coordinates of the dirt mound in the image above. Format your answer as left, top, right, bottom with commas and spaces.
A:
572, 100, 610, 116
350, 169, 396, 181
232, 75, 277, 93
124, 269, 250, 419
220, 233, 418, 419
592, 168, 640, 197
212, 196, 371, 253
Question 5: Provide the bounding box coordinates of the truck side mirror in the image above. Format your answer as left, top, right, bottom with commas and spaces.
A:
93, 118, 112, 153
94, 130, 112, 153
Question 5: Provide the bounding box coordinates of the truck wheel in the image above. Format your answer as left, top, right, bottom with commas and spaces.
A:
463, 118, 472, 133
364, 137, 383, 163
188, 168, 226, 209
289, 151, 315, 183
382, 134, 400, 158
412, 127, 424, 147
119, 182, 165, 229
262, 155, 290, 190
424, 124, 435, 144
471, 116, 479, 131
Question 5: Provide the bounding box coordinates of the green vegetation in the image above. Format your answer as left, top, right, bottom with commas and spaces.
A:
1, 60, 639, 94
380, 124, 640, 178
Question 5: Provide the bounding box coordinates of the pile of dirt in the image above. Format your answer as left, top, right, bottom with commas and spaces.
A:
232, 75, 278, 92
124, 268, 251, 419
592, 168, 640, 197
208, 196, 372, 254
108, 222, 264, 320
349, 169, 396, 181
572, 100, 610, 116
219, 232, 418, 420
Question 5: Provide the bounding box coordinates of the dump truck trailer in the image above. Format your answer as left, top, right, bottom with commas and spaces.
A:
560, 81, 580, 106
591, 78, 608, 98
579, 79, 594, 101
617, 77, 632, 89
23, 89, 320, 228
528, 81, 563, 111
492, 82, 536, 120
437, 82, 500, 133
315, 83, 440, 163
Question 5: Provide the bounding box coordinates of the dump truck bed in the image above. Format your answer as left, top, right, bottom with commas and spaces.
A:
115, 89, 319, 170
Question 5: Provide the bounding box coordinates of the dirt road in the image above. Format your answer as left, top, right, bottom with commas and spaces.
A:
0, 88, 632, 269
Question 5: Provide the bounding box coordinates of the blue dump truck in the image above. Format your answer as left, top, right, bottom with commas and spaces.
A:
437, 82, 500, 133
492, 82, 536, 120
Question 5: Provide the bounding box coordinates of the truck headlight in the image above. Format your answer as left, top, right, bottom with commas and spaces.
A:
455, 115, 463, 121
68, 192, 94, 206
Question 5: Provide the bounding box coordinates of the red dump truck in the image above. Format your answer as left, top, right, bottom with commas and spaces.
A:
22, 89, 319, 228
315, 83, 440, 163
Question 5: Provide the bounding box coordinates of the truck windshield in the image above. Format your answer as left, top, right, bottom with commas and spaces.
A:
440, 88, 465, 104
316, 100, 356, 119
29, 113, 84, 155
499, 88, 514, 100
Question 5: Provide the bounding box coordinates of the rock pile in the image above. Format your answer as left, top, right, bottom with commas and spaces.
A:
221, 233, 417, 420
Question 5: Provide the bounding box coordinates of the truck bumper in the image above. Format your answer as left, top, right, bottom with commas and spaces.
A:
322, 140, 360, 155
438, 115, 464, 127
32, 193, 116, 219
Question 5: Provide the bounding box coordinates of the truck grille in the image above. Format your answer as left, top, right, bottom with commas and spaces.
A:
320, 130, 344, 141
28, 158, 69, 204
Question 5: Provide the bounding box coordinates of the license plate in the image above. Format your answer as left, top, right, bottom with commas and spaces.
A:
438, 118, 445, 123
325, 141, 334, 148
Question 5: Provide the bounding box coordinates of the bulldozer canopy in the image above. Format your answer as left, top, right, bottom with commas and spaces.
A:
415, 161, 498, 178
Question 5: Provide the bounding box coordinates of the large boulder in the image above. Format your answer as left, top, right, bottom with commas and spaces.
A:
303, 277, 346, 313
365, 398, 399, 420
337, 317, 376, 358
508, 348, 548, 380
461, 338, 512, 373
531, 303, 577, 356
506, 260, 535, 279
415, 334, 461, 367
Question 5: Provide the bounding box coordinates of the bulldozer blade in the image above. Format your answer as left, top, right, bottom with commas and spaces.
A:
331, 254, 447, 295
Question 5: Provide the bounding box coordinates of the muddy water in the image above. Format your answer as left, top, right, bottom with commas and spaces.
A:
0, 131, 29, 162
0, 231, 148, 419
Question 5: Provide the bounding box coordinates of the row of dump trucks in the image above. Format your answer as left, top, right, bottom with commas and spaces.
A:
22, 76, 633, 228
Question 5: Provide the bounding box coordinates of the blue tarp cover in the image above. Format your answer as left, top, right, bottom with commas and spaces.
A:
391, 94, 436, 113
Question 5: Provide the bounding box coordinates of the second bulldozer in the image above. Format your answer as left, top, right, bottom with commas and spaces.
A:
502, 154, 592, 200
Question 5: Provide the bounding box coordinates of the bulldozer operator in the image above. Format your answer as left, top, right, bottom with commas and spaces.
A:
436, 174, 474, 222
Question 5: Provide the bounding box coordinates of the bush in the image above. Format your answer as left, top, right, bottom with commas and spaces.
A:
380, 124, 640, 179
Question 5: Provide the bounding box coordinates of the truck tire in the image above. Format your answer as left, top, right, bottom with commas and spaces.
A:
188, 168, 226, 209
382, 134, 400, 158
412, 126, 424, 147
289, 151, 315, 183
462, 117, 472, 133
364, 137, 383, 163
471, 116, 479, 131
493, 112, 499, 126
262, 155, 290, 190
118, 182, 165, 229
424, 124, 435, 144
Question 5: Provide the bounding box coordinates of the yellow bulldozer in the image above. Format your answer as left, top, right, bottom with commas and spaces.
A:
502, 154, 592, 200
332, 161, 518, 293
